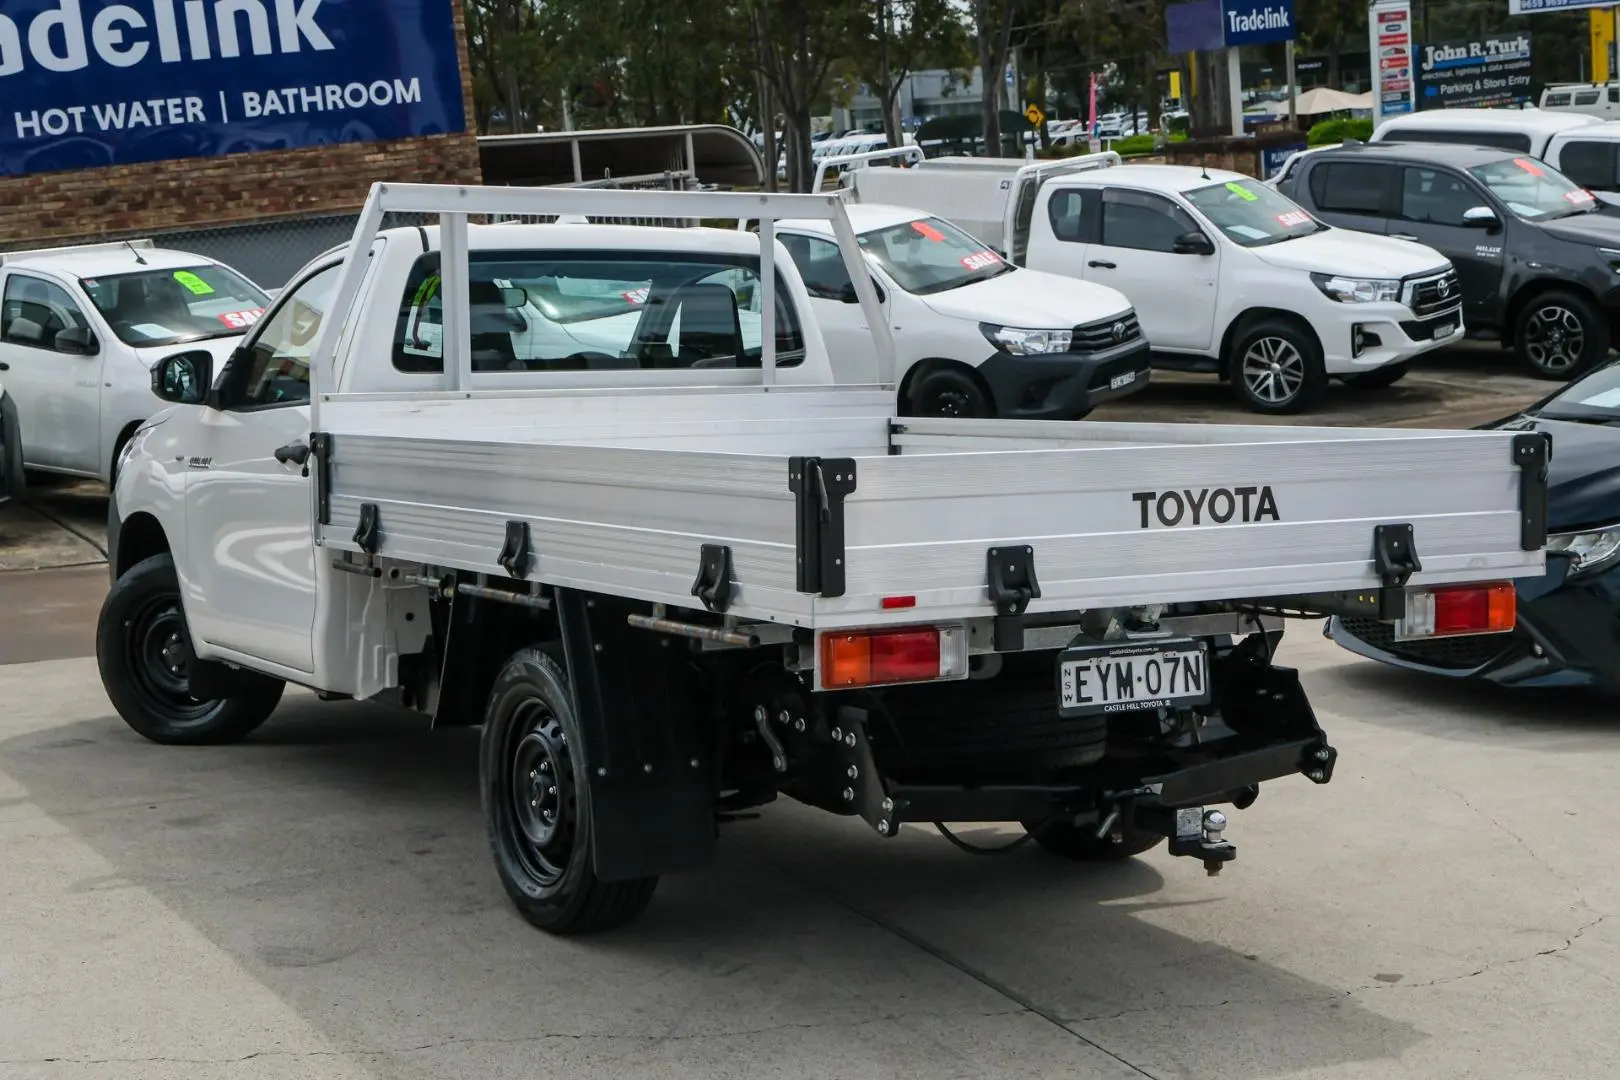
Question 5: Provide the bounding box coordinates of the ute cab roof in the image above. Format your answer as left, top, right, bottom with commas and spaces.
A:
1051, 163, 1251, 193
0, 239, 226, 279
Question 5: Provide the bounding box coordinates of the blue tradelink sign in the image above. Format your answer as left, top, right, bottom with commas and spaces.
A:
1219, 0, 1296, 47
0, 0, 467, 177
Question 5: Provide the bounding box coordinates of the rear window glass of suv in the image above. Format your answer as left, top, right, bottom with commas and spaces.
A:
1383, 128, 1534, 153
1555, 139, 1618, 190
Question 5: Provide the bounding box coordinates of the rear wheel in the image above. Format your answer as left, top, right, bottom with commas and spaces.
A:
906, 367, 992, 418
1230, 319, 1326, 414
481, 647, 658, 934
96, 554, 284, 745
1342, 362, 1409, 391
1022, 817, 1165, 861
1514, 289, 1609, 380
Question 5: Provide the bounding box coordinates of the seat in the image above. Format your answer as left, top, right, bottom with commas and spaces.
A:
467, 280, 521, 371
671, 283, 742, 367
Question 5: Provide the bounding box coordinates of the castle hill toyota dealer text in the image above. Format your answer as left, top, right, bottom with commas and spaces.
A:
0, 0, 467, 177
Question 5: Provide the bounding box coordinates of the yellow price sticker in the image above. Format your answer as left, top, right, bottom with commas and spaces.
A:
1224, 181, 1258, 202
173, 270, 215, 295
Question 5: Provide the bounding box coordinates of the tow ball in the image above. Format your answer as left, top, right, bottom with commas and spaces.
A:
1133, 804, 1239, 876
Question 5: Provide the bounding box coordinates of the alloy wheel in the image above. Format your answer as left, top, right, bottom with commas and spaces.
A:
1523, 304, 1586, 375
1241, 336, 1306, 405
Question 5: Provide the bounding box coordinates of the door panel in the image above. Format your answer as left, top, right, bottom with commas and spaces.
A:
0, 272, 105, 472
182, 261, 341, 672
1083, 189, 1217, 351
781, 233, 889, 383
1299, 160, 1396, 237
1394, 166, 1504, 326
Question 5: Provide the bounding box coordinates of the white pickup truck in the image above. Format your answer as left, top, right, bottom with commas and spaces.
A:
0, 240, 271, 485
101, 183, 1549, 936
840, 151, 1467, 414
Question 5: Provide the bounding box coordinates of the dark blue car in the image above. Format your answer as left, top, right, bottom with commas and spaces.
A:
1327, 360, 1620, 688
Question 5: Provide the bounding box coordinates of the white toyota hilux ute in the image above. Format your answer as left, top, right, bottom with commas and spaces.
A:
0, 239, 271, 485
103, 182, 1547, 937
840, 151, 1467, 414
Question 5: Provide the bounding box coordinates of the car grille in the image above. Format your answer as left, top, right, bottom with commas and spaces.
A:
1337, 615, 1515, 671
1072, 311, 1142, 352
1400, 312, 1460, 342
1403, 269, 1462, 318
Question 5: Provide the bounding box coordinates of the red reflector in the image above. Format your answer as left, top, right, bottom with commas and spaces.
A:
880, 595, 917, 610
822, 627, 941, 688
1434, 582, 1516, 636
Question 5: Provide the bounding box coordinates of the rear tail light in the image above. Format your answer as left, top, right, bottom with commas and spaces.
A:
818, 625, 968, 690
1394, 582, 1516, 641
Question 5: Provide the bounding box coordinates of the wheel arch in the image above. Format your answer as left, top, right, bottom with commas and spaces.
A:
108, 419, 146, 486
114, 511, 171, 580
1505, 278, 1603, 338
895, 357, 998, 416
1216, 308, 1324, 381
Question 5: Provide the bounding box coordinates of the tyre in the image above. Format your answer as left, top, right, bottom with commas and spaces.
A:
1021, 817, 1165, 861
1342, 362, 1409, 391
906, 366, 992, 418
1230, 319, 1327, 414
1514, 289, 1609, 381
96, 554, 284, 745
481, 647, 659, 934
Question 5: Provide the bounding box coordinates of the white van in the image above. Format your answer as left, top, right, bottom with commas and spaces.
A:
1370, 107, 1604, 157
1540, 83, 1620, 120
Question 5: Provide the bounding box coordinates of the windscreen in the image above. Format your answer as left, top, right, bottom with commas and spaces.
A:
855, 216, 1013, 295
1183, 179, 1323, 247
1469, 157, 1597, 220
80, 264, 271, 347
1534, 360, 1620, 421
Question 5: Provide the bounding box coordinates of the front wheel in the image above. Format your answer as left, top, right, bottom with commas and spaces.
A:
1514, 290, 1609, 380
481, 647, 658, 934
96, 553, 284, 745
1230, 319, 1327, 414
1022, 817, 1165, 861
905, 367, 992, 418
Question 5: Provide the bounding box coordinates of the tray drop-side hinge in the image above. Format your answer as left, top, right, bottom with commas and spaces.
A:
498, 520, 532, 579
987, 545, 1040, 616
1512, 432, 1551, 551
788, 457, 857, 599
1371, 523, 1421, 620
691, 543, 736, 613
309, 431, 333, 527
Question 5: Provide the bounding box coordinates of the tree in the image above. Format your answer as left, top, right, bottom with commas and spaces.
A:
849, 0, 974, 147
971, 0, 1018, 154
747, 0, 867, 190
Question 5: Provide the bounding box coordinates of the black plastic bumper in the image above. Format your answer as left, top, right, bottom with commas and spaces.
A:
977, 338, 1151, 421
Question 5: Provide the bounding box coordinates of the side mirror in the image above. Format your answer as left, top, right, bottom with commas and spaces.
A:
54, 326, 98, 355
1462, 206, 1499, 229
498, 286, 529, 309
838, 278, 886, 304
151, 349, 213, 405
1173, 231, 1216, 256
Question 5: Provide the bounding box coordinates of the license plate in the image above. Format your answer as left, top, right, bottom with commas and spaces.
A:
1057, 639, 1210, 717
1432, 322, 1455, 339
1109, 369, 1138, 391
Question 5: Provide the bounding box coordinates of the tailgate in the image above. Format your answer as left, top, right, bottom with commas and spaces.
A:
801, 419, 1549, 625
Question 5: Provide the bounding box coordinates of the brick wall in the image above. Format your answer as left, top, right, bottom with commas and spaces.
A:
0, 0, 484, 250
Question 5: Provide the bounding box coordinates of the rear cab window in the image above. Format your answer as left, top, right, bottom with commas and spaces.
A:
1555, 139, 1619, 190
1306, 160, 1396, 218
392, 250, 806, 374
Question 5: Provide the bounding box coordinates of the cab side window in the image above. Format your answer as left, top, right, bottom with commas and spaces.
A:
1046, 189, 1097, 243
1556, 140, 1617, 191
1098, 190, 1196, 252
1308, 161, 1394, 216
1, 275, 91, 353
782, 235, 855, 300
1399, 168, 1482, 227
225, 263, 342, 408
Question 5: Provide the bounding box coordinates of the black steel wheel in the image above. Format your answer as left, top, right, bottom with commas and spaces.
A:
1514, 290, 1609, 380
480, 647, 658, 934
1021, 817, 1165, 861
906, 366, 992, 418
96, 553, 284, 745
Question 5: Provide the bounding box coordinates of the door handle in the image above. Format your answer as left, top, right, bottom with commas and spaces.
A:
1088, 260, 1116, 269
1391, 233, 1419, 241
273, 442, 310, 467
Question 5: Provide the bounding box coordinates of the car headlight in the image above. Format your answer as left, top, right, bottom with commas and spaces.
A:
1546, 525, 1620, 576
1310, 272, 1401, 303
980, 323, 1072, 355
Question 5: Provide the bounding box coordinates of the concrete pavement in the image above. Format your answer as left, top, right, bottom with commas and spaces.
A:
0, 626, 1615, 1080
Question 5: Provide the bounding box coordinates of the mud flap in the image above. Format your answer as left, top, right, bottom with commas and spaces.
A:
553, 588, 715, 882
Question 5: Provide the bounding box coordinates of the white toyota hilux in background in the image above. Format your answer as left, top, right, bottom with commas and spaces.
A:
842, 152, 1467, 414
0, 239, 271, 485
